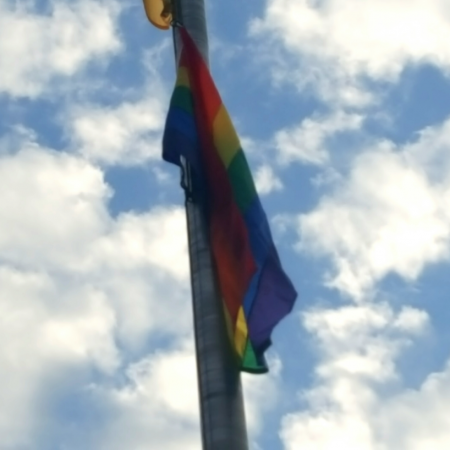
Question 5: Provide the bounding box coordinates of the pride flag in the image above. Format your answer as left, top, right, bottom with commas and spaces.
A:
163, 28, 297, 373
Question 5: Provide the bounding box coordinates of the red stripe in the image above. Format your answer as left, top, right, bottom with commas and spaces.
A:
179, 33, 221, 130
180, 28, 256, 324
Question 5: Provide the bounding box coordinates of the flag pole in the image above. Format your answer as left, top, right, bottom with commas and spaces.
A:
171, 0, 249, 449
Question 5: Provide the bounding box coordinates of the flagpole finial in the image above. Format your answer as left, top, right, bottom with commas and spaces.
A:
142, 0, 172, 30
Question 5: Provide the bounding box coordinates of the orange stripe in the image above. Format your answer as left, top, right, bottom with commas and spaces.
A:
176, 66, 190, 88
213, 105, 241, 168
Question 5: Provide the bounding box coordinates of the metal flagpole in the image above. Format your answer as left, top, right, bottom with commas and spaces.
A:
171, 0, 249, 449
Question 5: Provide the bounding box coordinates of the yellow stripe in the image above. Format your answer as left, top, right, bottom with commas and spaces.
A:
222, 302, 234, 344
176, 66, 190, 88
213, 105, 241, 168
234, 306, 249, 357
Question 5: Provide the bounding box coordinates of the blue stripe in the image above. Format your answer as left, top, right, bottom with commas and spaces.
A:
163, 107, 201, 172
242, 197, 272, 316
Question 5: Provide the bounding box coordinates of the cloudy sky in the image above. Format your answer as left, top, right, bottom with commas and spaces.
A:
2, 0, 450, 448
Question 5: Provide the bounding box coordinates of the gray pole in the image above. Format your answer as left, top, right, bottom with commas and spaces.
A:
171, 1, 249, 449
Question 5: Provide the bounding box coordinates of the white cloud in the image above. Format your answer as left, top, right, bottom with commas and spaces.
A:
0, 0, 122, 97
274, 112, 363, 165
297, 118, 450, 299
96, 344, 283, 450
303, 303, 428, 380
0, 130, 281, 448
281, 302, 431, 450
311, 168, 342, 188
251, 0, 450, 105
254, 164, 283, 195
243, 356, 282, 437
375, 363, 450, 450
0, 133, 195, 445
64, 40, 170, 166
280, 301, 450, 450
93, 344, 201, 450
68, 94, 166, 166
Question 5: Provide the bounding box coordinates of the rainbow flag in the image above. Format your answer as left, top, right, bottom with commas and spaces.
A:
163, 28, 297, 373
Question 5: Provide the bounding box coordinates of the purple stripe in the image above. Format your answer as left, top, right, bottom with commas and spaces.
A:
248, 250, 297, 352
242, 198, 297, 356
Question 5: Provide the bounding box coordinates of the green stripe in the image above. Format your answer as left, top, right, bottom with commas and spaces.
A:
170, 86, 193, 114
227, 149, 257, 213
241, 340, 267, 373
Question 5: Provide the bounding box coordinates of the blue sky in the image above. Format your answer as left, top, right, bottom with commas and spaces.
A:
2, 0, 450, 449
